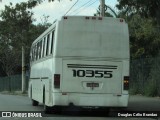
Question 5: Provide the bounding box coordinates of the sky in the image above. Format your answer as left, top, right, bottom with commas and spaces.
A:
0, 0, 118, 24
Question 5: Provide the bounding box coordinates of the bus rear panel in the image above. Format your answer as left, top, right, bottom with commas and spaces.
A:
52, 16, 129, 107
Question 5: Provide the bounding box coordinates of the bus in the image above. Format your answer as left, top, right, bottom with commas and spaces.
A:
28, 16, 130, 113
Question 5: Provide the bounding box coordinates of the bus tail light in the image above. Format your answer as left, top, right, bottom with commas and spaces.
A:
54, 74, 60, 88
123, 76, 129, 90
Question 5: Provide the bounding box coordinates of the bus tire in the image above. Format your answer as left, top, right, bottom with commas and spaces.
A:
97, 107, 110, 116
44, 105, 52, 114
32, 99, 39, 106
52, 106, 62, 114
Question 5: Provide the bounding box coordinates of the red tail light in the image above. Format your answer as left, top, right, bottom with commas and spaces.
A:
54, 74, 60, 88
124, 76, 129, 90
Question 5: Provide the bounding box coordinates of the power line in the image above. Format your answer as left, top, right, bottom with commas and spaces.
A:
68, 0, 94, 15
64, 0, 79, 16
73, 0, 98, 15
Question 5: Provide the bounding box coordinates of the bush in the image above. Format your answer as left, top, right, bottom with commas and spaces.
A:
144, 79, 158, 97
144, 57, 160, 97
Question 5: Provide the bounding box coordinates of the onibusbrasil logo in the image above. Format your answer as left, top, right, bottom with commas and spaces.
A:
1, 112, 43, 118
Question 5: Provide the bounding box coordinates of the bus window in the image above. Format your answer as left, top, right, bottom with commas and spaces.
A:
34, 45, 37, 61
46, 34, 50, 56
50, 31, 54, 54
31, 47, 34, 62
39, 40, 42, 59
32, 46, 35, 61
42, 37, 46, 58
36, 42, 39, 60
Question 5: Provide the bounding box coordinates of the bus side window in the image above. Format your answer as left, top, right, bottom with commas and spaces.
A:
34, 45, 37, 61
50, 31, 54, 54
31, 47, 34, 62
39, 40, 42, 59
30, 47, 33, 62
32, 46, 35, 61
42, 37, 46, 58
46, 34, 50, 56
36, 42, 39, 60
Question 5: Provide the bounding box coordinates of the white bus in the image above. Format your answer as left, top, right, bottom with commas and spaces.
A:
28, 16, 130, 113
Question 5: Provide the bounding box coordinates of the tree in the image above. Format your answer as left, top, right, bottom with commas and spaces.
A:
0, 46, 21, 76
28, 0, 61, 4
116, 0, 160, 25
0, 2, 49, 76
0, 2, 35, 76
129, 14, 160, 58
116, 0, 160, 59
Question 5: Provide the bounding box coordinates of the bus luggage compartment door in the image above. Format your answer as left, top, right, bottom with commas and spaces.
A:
61, 60, 122, 94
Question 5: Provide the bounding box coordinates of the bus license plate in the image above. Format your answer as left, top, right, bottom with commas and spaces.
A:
87, 83, 99, 87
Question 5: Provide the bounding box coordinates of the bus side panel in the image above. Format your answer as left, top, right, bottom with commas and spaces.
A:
29, 58, 53, 106
42, 58, 53, 106
29, 62, 44, 103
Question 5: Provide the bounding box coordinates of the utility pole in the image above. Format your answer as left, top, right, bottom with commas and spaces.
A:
22, 46, 26, 93
100, 0, 105, 17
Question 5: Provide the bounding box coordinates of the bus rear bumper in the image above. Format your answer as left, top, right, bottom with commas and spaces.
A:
51, 93, 129, 107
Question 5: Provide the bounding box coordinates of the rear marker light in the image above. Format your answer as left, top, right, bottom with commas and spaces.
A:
120, 19, 124, 22
54, 74, 60, 88
98, 17, 102, 20
85, 17, 89, 20
64, 17, 68, 19
92, 17, 96, 20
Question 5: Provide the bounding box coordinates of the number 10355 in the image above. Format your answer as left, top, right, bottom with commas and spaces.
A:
72, 69, 113, 78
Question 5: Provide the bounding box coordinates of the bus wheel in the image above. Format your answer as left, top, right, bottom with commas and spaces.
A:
32, 99, 39, 106
44, 105, 52, 114
52, 106, 62, 114
97, 107, 110, 116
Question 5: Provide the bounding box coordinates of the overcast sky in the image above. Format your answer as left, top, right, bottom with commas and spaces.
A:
0, 0, 118, 24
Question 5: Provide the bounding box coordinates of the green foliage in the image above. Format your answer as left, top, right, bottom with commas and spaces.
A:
116, 0, 160, 24
28, 0, 60, 4
129, 85, 139, 95
144, 74, 158, 97
144, 56, 160, 97
0, 2, 50, 76
144, 79, 158, 97
116, 0, 160, 59
128, 14, 160, 58
117, 1, 160, 97
0, 2, 35, 76
0, 2, 35, 49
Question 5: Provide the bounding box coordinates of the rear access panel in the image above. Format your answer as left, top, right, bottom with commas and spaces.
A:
61, 60, 122, 94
